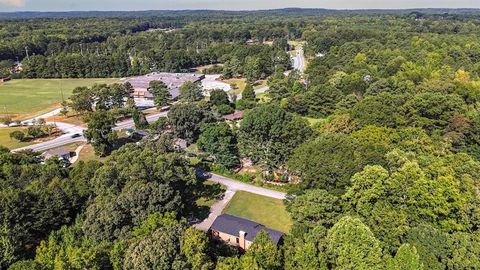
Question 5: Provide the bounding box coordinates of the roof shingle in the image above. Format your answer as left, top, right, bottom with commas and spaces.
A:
210, 214, 283, 244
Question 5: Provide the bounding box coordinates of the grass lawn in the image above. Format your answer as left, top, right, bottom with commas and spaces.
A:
196, 180, 226, 208
223, 191, 292, 233
0, 126, 65, 149
0, 127, 31, 149
302, 116, 324, 126
192, 180, 225, 220
222, 78, 247, 95
224, 78, 267, 95
288, 40, 306, 48
256, 92, 271, 103
61, 142, 84, 152
77, 144, 107, 163
0, 78, 118, 120
254, 80, 267, 89
45, 112, 85, 126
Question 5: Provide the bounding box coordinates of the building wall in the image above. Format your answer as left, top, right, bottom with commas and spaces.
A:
216, 231, 239, 247
244, 240, 253, 249
211, 230, 252, 250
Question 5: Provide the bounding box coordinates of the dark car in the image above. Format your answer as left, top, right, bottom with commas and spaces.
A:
70, 133, 82, 138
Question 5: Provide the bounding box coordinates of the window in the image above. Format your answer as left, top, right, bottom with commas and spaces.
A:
236, 237, 239, 244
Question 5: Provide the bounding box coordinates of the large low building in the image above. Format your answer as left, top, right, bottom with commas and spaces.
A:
209, 214, 283, 250
124, 72, 205, 107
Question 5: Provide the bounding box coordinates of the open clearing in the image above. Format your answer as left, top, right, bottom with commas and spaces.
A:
0, 127, 31, 149
0, 78, 118, 120
0, 127, 62, 149
223, 191, 292, 233
222, 78, 247, 95
77, 144, 107, 163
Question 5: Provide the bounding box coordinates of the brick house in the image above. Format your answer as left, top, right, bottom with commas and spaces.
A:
209, 214, 283, 250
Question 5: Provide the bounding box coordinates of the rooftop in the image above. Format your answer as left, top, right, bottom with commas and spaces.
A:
223, 111, 244, 121
42, 147, 70, 158
125, 72, 205, 99
210, 214, 283, 244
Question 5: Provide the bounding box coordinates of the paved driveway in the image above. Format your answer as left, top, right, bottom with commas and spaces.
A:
208, 173, 287, 200
194, 173, 287, 231
194, 189, 236, 231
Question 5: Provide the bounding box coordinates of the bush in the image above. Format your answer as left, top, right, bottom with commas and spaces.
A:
216, 104, 235, 115
236, 99, 255, 110
0, 117, 12, 126
203, 65, 224, 74
26, 127, 46, 138
9, 130, 25, 141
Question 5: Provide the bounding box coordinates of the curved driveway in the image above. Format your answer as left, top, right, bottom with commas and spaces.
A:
208, 173, 286, 200
194, 174, 287, 231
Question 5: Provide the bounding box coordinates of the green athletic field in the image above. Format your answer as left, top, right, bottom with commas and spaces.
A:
0, 78, 118, 120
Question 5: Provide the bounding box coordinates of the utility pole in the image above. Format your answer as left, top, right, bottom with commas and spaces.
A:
3, 105, 10, 124
59, 80, 65, 102
25, 46, 29, 60
80, 43, 84, 56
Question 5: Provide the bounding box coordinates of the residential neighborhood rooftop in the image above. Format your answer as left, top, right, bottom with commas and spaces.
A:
210, 214, 283, 244
223, 111, 244, 121
41, 147, 70, 159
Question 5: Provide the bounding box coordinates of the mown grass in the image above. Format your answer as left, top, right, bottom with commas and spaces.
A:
222, 78, 247, 95
0, 78, 118, 120
0, 127, 31, 149
223, 191, 292, 233
77, 144, 107, 163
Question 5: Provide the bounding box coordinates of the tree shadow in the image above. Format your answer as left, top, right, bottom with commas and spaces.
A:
187, 180, 226, 222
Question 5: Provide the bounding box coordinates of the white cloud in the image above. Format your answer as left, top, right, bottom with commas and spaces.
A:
0, 0, 26, 7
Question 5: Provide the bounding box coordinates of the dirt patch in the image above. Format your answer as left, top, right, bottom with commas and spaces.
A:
238, 165, 262, 175
45, 113, 85, 126
192, 64, 224, 72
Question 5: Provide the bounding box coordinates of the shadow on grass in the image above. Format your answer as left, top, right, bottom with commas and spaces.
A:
187, 180, 226, 222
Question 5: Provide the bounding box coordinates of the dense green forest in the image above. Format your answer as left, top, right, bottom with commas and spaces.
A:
2, 9, 480, 270
0, 13, 294, 78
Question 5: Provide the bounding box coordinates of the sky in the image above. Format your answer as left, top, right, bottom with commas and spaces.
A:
1, 0, 480, 12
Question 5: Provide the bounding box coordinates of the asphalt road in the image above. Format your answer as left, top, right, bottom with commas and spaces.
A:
292, 47, 306, 72
208, 173, 287, 200
12, 122, 85, 152
114, 111, 168, 130
12, 111, 169, 152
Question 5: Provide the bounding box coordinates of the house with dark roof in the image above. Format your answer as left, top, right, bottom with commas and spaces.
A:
209, 214, 283, 250
41, 147, 71, 161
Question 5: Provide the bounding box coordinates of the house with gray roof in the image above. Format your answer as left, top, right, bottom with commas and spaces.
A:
125, 72, 205, 108
209, 214, 283, 250
41, 147, 71, 161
